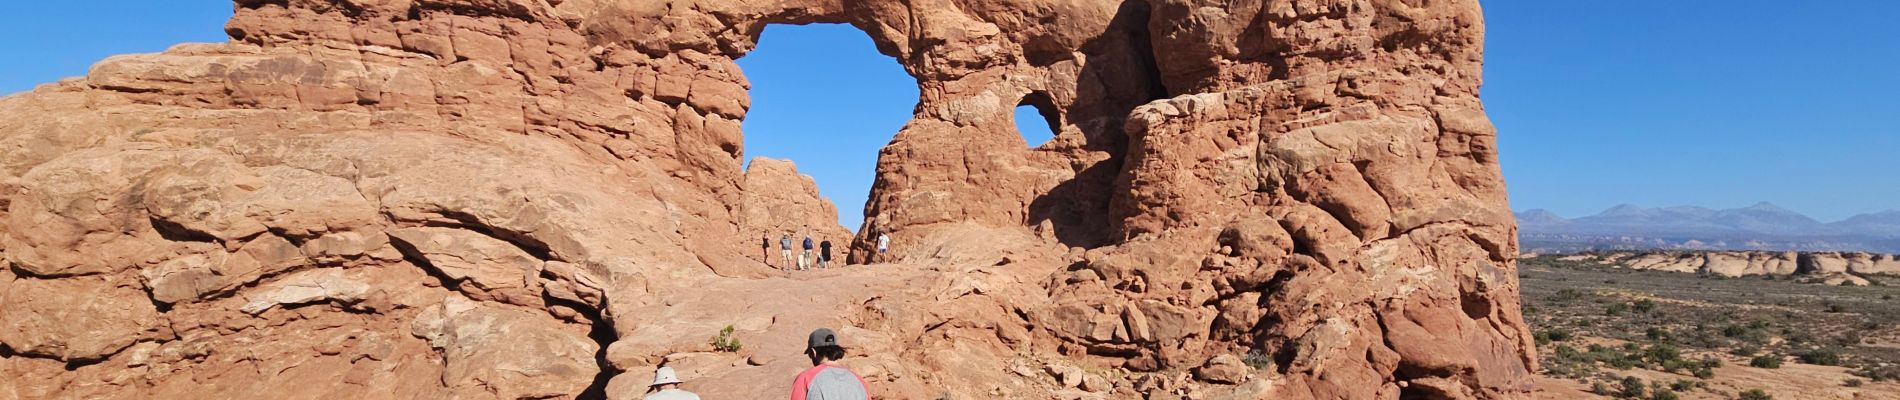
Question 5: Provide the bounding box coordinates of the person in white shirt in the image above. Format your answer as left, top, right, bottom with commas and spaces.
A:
642, 366, 700, 400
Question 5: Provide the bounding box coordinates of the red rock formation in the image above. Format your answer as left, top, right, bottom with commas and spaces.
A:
1568, 250, 1900, 286
0, 0, 1532, 398
736, 157, 853, 267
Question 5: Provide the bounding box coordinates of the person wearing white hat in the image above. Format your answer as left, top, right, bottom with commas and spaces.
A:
643, 366, 700, 400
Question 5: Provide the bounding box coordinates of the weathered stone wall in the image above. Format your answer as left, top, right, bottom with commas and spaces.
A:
0, 0, 1532, 398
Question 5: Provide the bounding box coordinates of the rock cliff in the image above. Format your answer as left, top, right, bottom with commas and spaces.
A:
0, 0, 1530, 399
736, 157, 853, 268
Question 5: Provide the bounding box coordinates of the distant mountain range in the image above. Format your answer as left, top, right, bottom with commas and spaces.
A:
1515, 202, 1900, 253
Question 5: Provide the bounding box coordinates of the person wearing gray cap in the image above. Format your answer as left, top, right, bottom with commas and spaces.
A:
643, 366, 700, 400
788, 327, 868, 400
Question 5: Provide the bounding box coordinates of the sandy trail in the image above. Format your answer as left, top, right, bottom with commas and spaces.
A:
609, 262, 961, 399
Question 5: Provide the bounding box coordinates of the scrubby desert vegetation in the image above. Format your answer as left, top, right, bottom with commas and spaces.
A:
1522, 256, 1900, 399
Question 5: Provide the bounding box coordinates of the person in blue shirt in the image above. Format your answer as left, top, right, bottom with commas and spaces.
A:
800, 230, 816, 270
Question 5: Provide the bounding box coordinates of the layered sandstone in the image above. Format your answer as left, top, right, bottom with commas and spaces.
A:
0, 0, 1530, 399
1561, 251, 1900, 285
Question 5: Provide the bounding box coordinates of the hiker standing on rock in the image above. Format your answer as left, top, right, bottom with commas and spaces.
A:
761, 233, 772, 267
875, 232, 890, 260
800, 231, 816, 270
790, 328, 869, 400
818, 239, 833, 269
643, 366, 701, 400
780, 233, 796, 270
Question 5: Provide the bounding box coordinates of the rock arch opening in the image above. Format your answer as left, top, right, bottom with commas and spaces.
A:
1014, 92, 1060, 148
732, 23, 916, 265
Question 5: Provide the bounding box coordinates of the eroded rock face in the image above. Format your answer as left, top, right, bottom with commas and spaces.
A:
1568, 251, 1900, 285
736, 157, 853, 266
0, 0, 1530, 399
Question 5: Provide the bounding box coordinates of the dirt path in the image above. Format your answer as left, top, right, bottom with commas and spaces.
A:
606, 263, 948, 399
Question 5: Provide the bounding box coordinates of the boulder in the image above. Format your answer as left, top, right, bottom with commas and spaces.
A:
411, 297, 598, 399
387, 227, 546, 307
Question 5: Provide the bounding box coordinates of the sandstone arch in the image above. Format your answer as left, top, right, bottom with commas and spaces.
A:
0, 0, 1533, 398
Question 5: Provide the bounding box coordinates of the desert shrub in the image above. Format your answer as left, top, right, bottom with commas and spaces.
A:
1883, 294, 1894, 301
1825, 303, 1847, 313
1691, 365, 1714, 379
1606, 302, 1630, 316
1535, 328, 1574, 345
1844, 378, 1864, 387
710, 325, 743, 352
1660, 359, 1697, 374
1738, 388, 1772, 400
1591, 381, 1615, 396
1853, 364, 1900, 382
1670, 379, 1700, 392
1647, 389, 1678, 400
1645, 327, 1671, 341
1797, 348, 1842, 366
1606, 355, 1637, 370
1721, 324, 1748, 337
1699, 356, 1723, 368
1835, 330, 1866, 346
1617, 376, 1646, 398
1633, 299, 1657, 313
1643, 344, 1681, 364
1784, 330, 1815, 346
1554, 344, 1579, 358
1749, 355, 1782, 369
1554, 288, 1586, 302
1242, 350, 1274, 370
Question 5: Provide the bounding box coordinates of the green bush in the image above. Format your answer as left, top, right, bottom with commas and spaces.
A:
1618, 376, 1646, 398
1606, 302, 1630, 316
1591, 381, 1615, 396
1553, 344, 1579, 358
1647, 389, 1678, 400
1644, 344, 1681, 364
1852, 364, 1900, 382
1645, 327, 1671, 341
710, 325, 743, 352
1633, 299, 1657, 313
1669, 379, 1700, 391
1825, 303, 1847, 313
1555, 288, 1586, 302
1798, 348, 1842, 366
1699, 356, 1723, 368
1738, 388, 1772, 400
1749, 355, 1782, 369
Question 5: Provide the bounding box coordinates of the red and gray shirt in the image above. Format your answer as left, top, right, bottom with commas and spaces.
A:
789, 364, 867, 400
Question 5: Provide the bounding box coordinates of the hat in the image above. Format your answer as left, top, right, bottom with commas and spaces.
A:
650, 366, 681, 386
807, 328, 841, 349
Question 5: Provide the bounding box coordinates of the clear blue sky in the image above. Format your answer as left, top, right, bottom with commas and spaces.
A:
3, 2, 1894, 225
1486, 1, 1900, 221
0, 2, 232, 94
